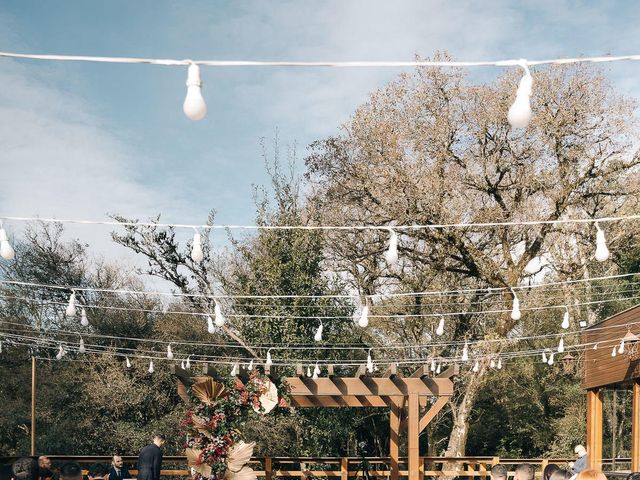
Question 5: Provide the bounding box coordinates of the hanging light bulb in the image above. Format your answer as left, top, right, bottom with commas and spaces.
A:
490, 358, 496, 369
266, 348, 273, 366
367, 349, 374, 373
306, 366, 312, 377
191, 231, 204, 263
436, 363, 442, 375
472, 360, 479, 373
594, 222, 610, 262
561, 307, 570, 330
181, 360, 186, 369
358, 304, 369, 328
248, 359, 254, 371
384, 229, 399, 266
558, 336, 565, 353
510, 290, 521, 321
436, 317, 445, 336
186, 356, 191, 369
0, 225, 15, 260
461, 342, 469, 362
214, 302, 225, 327
207, 315, 215, 334
80, 307, 89, 327
497, 358, 503, 370
507, 60, 533, 128
619, 340, 626, 355
167, 344, 174, 360
548, 352, 555, 366
231, 363, 238, 376
593, 343, 599, 350
78, 337, 86, 354
313, 362, 321, 376
66, 292, 77, 318
612, 346, 617, 358
183, 63, 207, 121
126, 357, 131, 368
56, 345, 64, 360
0, 340, 2, 353
542, 351, 548, 363
314, 321, 323, 342
148, 360, 155, 373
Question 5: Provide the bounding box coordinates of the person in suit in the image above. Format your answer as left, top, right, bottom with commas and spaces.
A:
137, 434, 165, 480
107, 457, 130, 480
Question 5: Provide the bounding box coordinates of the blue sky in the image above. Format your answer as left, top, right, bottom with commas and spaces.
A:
1, 0, 640, 261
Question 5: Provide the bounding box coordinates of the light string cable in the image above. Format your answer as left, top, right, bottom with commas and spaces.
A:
0, 271, 638, 300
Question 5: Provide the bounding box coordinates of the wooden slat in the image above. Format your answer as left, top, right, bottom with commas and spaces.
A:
390, 397, 401, 480
436, 364, 459, 379
586, 389, 603, 470
633, 382, 640, 471
288, 395, 389, 407
408, 394, 419, 480
419, 397, 449, 433
410, 365, 428, 378
285, 377, 454, 397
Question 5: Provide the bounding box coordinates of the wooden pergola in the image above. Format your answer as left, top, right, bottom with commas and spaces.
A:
583, 304, 640, 471
173, 362, 456, 480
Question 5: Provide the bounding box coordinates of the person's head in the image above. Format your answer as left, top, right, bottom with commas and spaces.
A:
577, 470, 606, 480
514, 464, 535, 480
59, 462, 83, 480
12, 458, 38, 480
626, 473, 640, 480
491, 464, 508, 480
549, 470, 573, 480
575, 445, 587, 458
543, 464, 560, 480
153, 433, 166, 448
88, 464, 108, 480
37, 457, 51, 471
111, 457, 123, 469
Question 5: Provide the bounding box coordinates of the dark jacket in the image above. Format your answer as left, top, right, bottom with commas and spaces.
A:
108, 466, 131, 480
137, 444, 163, 480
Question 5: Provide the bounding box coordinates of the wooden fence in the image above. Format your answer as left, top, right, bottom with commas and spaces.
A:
0, 456, 632, 479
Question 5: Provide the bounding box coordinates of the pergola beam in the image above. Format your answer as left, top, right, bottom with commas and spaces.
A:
286, 377, 453, 397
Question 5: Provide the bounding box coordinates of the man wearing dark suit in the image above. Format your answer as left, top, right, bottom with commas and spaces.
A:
137, 434, 165, 480
107, 457, 130, 480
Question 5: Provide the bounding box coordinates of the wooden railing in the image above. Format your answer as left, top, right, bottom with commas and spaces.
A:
0, 456, 632, 478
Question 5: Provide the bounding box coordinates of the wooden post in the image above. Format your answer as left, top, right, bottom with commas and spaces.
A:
612, 390, 617, 470
390, 399, 401, 480
586, 389, 603, 470
340, 457, 348, 480
408, 394, 419, 480
31, 356, 36, 456
264, 457, 272, 480
632, 382, 640, 472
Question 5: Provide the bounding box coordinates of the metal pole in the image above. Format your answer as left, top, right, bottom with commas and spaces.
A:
31, 356, 36, 456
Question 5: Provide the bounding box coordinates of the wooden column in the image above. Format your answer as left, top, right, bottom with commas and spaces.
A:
408, 394, 420, 480
632, 382, 640, 472
390, 400, 401, 480
586, 389, 603, 470
31, 356, 36, 456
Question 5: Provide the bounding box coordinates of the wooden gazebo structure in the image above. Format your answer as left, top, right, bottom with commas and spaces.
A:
583, 304, 640, 471
173, 362, 456, 480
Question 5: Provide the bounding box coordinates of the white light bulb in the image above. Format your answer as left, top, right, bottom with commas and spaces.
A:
191, 232, 204, 263
167, 344, 174, 360
461, 342, 469, 362
183, 63, 207, 121
619, 340, 625, 355
80, 307, 89, 327
472, 360, 479, 373
593, 343, 599, 350
497, 358, 503, 370
367, 349, 373, 373
78, 337, 86, 354
0, 228, 15, 260
214, 302, 225, 327
207, 316, 215, 334
181, 360, 185, 369
358, 305, 369, 328
430, 358, 436, 372
612, 346, 617, 357
248, 359, 253, 371
542, 351, 548, 363
0, 341, 2, 353
314, 321, 323, 342
126, 357, 131, 368
490, 359, 496, 369
314, 362, 321, 376
436, 363, 441, 375
306, 366, 312, 377
66, 293, 77, 318
436, 317, 445, 336
384, 229, 399, 266
507, 63, 533, 128
561, 307, 570, 330
266, 348, 273, 366
186, 356, 191, 369
56, 345, 64, 360
511, 292, 521, 321
558, 337, 565, 353
148, 360, 154, 373
231, 363, 238, 376
548, 353, 555, 365
595, 223, 610, 262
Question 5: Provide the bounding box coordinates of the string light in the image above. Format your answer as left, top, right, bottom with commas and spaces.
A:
618, 340, 625, 355
358, 303, 369, 328
181, 360, 185, 369
542, 350, 548, 363
507, 60, 533, 128
230, 363, 238, 376
78, 337, 85, 354
472, 360, 479, 373
306, 365, 311, 377
612, 345, 617, 357
0, 224, 15, 260
126, 357, 131, 368
461, 342, 469, 362
214, 302, 225, 327
314, 320, 323, 342
595, 222, 610, 262
367, 349, 374, 373
186, 356, 191, 369
313, 361, 321, 379
247, 359, 253, 371
55, 345, 64, 360
384, 229, 399, 266
558, 336, 565, 353
207, 316, 215, 334
80, 307, 89, 327
548, 352, 555, 365
511, 290, 521, 320
65, 292, 77, 318
490, 358, 496, 369
561, 307, 570, 330
191, 230, 204, 262
266, 348, 273, 366
148, 360, 154, 373
435, 317, 445, 336
183, 63, 207, 121
167, 344, 174, 360
430, 358, 436, 372
436, 363, 442, 375
497, 358, 503, 369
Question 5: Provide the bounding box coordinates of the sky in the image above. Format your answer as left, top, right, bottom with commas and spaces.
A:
1, 0, 640, 267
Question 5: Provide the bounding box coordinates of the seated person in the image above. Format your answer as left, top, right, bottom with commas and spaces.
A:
37, 457, 55, 480
87, 465, 108, 480
107, 457, 130, 480
491, 464, 508, 480
12, 458, 39, 480
58, 463, 82, 480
